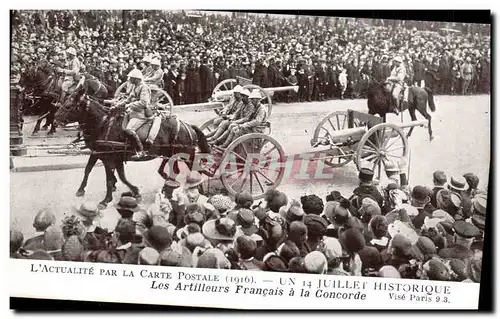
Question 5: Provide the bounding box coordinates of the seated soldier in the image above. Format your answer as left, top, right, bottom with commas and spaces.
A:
110, 69, 152, 160
55, 47, 81, 107
206, 85, 244, 141
215, 89, 266, 148
144, 59, 164, 106
385, 56, 407, 114
211, 89, 253, 146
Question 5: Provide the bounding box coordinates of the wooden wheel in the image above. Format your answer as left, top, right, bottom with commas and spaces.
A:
200, 118, 217, 135
114, 82, 174, 116
311, 111, 360, 168
356, 123, 408, 180
219, 133, 285, 200
211, 79, 238, 103
242, 84, 273, 120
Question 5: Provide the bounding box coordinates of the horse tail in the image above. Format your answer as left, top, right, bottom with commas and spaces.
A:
191, 125, 210, 154
424, 87, 436, 112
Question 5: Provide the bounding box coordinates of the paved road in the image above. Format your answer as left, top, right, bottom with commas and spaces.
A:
11, 95, 491, 238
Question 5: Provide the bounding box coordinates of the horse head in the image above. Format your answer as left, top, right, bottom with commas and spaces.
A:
366, 80, 391, 117
54, 86, 87, 126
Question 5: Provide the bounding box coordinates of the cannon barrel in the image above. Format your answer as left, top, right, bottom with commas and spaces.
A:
397, 119, 428, 129
174, 101, 225, 111
212, 85, 299, 100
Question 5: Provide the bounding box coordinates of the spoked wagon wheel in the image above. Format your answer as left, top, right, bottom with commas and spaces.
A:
219, 133, 285, 200
243, 84, 273, 119
114, 83, 174, 116
311, 111, 361, 168
356, 123, 408, 181
211, 79, 238, 103
200, 118, 217, 136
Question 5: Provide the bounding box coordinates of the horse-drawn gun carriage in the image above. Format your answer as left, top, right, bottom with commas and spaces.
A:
310, 109, 428, 180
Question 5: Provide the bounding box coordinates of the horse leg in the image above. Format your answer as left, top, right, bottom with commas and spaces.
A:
76, 154, 99, 197
47, 108, 56, 135
419, 107, 434, 141
32, 118, 42, 135
115, 160, 141, 201
406, 106, 417, 138
98, 161, 115, 209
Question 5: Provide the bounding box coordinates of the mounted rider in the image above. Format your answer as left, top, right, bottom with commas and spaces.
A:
144, 59, 164, 104
141, 56, 154, 78
112, 69, 152, 160
385, 56, 407, 115
56, 47, 82, 107
205, 84, 244, 142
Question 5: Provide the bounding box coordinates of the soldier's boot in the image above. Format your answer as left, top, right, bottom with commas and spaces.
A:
126, 130, 148, 160
220, 131, 236, 148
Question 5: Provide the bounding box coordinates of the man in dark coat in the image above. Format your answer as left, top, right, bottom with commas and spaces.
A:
185, 59, 201, 104
199, 59, 215, 102
413, 56, 425, 87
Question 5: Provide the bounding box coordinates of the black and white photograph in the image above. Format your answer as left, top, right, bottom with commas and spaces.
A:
8, 8, 491, 310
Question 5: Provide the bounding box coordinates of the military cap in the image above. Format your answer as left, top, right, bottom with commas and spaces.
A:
453, 221, 480, 238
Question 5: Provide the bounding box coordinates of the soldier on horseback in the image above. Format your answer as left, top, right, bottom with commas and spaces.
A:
56, 47, 82, 107
111, 69, 152, 160
385, 56, 407, 115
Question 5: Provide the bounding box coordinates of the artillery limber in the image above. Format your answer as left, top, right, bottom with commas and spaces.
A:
310, 109, 427, 179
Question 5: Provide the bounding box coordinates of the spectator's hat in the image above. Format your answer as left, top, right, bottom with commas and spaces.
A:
411, 185, 431, 206
27, 250, 54, 260
263, 253, 288, 272
369, 215, 389, 238
304, 251, 328, 274
466, 257, 482, 283
66, 47, 77, 56
463, 173, 479, 190
303, 214, 329, 237
358, 198, 382, 218
378, 265, 401, 278
472, 195, 487, 216
196, 248, 231, 269
410, 236, 437, 261
340, 228, 365, 253
138, 247, 160, 265
114, 196, 140, 216
142, 55, 150, 63
185, 171, 204, 189
390, 234, 412, 256
425, 258, 450, 281
448, 258, 468, 281
203, 217, 244, 241
319, 236, 343, 261
358, 168, 374, 185
448, 176, 468, 192
160, 242, 193, 267
236, 208, 259, 236
72, 201, 101, 222
144, 225, 172, 252
453, 220, 480, 239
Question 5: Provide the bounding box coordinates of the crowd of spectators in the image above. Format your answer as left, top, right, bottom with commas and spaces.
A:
11, 10, 490, 106
11, 162, 486, 282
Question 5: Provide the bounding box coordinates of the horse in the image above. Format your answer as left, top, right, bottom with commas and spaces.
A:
54, 87, 210, 208
366, 80, 436, 141
21, 61, 109, 135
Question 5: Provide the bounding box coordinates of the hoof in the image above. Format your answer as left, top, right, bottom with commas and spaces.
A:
47, 131, 55, 136
98, 202, 109, 210
430, 135, 434, 142
75, 189, 85, 197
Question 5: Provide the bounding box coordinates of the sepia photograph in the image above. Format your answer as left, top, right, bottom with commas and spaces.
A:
8, 8, 491, 310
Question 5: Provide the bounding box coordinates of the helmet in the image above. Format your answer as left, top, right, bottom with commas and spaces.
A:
142, 56, 151, 63
233, 85, 243, 93
393, 56, 403, 63
66, 47, 77, 56
150, 59, 161, 66
127, 69, 144, 80
240, 89, 251, 97
249, 90, 262, 99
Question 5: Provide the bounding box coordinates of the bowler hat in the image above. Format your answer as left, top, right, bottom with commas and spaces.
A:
448, 176, 468, 193
115, 196, 140, 213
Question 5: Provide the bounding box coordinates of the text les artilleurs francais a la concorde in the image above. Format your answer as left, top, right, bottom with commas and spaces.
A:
29, 263, 453, 302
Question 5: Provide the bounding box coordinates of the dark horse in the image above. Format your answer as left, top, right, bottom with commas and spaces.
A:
366, 81, 436, 141
54, 88, 210, 208
21, 60, 108, 135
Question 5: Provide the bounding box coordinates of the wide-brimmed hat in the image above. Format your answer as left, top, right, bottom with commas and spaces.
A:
202, 217, 244, 241
304, 251, 327, 274
393, 56, 403, 63
236, 209, 259, 236
448, 176, 468, 193
249, 90, 262, 100
72, 202, 101, 221
114, 196, 141, 213
185, 171, 204, 189
410, 236, 437, 261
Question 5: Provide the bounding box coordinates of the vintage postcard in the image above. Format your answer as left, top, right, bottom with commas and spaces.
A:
9, 9, 490, 310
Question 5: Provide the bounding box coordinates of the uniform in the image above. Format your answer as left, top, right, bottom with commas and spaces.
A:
61, 56, 82, 94
124, 81, 151, 130
386, 57, 407, 111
